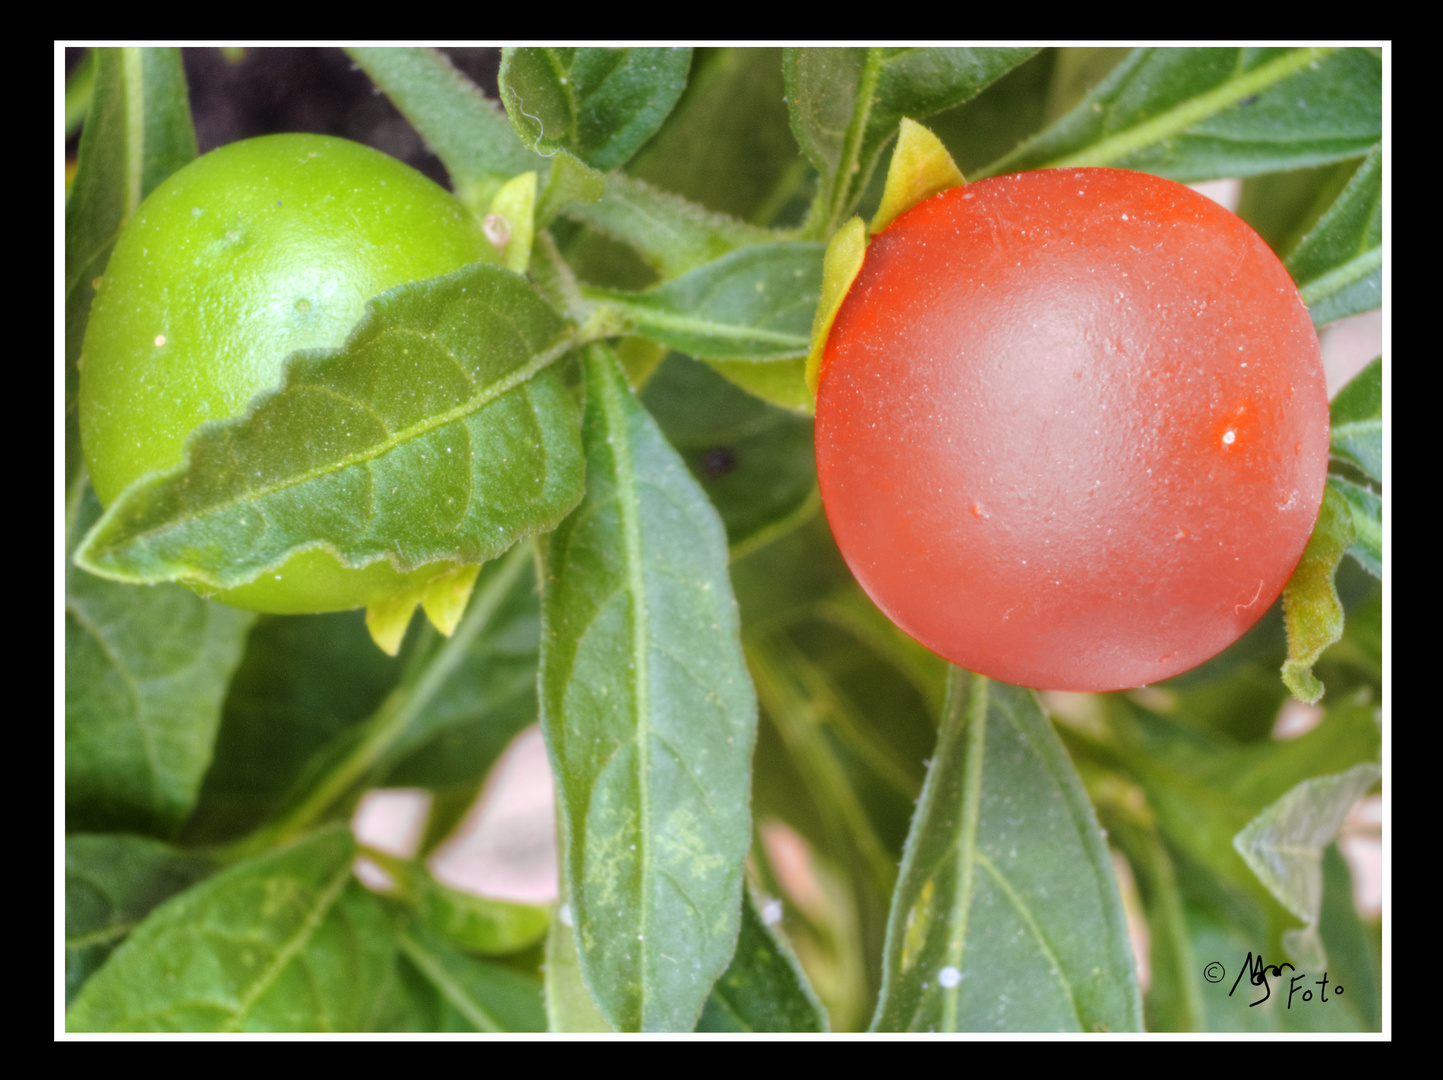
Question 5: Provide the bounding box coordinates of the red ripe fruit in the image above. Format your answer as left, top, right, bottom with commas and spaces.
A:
814, 168, 1330, 692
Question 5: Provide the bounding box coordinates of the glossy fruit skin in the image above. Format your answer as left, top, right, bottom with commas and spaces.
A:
815, 168, 1329, 692
79, 133, 492, 613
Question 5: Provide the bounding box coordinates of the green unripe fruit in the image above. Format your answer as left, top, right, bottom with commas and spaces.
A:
79, 133, 494, 613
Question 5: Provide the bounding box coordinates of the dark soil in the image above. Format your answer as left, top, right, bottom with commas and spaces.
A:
65, 47, 503, 192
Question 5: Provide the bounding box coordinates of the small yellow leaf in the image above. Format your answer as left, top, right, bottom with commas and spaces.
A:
419, 564, 482, 637
615, 337, 669, 390
366, 588, 422, 656
870, 118, 965, 236
805, 216, 868, 398
487, 171, 537, 274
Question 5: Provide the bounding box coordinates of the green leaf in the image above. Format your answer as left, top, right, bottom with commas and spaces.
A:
563, 172, 775, 280
65, 48, 96, 137
184, 609, 405, 844
590, 241, 823, 363
696, 890, 829, 1031
66, 486, 255, 836
627, 48, 805, 227
704, 357, 814, 415
367, 850, 549, 956
784, 47, 1038, 233
1327, 476, 1381, 580
373, 545, 540, 773
395, 926, 546, 1031
66, 827, 396, 1032
1329, 356, 1382, 482
1179, 853, 1377, 1032
345, 47, 543, 212
1289, 146, 1382, 326
640, 355, 818, 555
65, 835, 213, 1006
983, 47, 1381, 182
924, 49, 1058, 180
535, 150, 606, 227
1235, 159, 1360, 258
1233, 763, 1379, 969
235, 544, 539, 852
1097, 694, 1379, 912
74, 263, 583, 593
544, 902, 613, 1032
1282, 486, 1356, 704
871, 670, 1142, 1032
539, 344, 757, 1031
500, 47, 693, 171
65, 46, 195, 487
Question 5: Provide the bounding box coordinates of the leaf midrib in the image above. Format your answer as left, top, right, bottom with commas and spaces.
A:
220, 858, 353, 1032
598, 350, 654, 1031
84, 328, 575, 563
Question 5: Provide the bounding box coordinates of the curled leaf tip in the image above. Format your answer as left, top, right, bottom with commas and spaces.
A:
870, 118, 965, 236
1281, 486, 1356, 703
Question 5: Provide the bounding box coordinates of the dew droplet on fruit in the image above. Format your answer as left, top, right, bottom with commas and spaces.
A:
154, 335, 166, 346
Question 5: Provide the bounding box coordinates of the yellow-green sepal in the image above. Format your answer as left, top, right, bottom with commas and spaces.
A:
1281, 486, 1356, 703
805, 215, 868, 398
870, 117, 966, 236
484, 171, 538, 274
365, 563, 482, 655
615, 336, 669, 390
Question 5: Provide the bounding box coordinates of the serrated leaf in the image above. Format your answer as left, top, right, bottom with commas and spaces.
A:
65, 835, 213, 1006
65, 47, 195, 487
345, 47, 543, 212
66, 486, 255, 836
500, 47, 693, 171
395, 926, 545, 1031
1289, 146, 1382, 326
640, 355, 817, 556
985, 47, 1381, 182
539, 344, 757, 1032
1282, 486, 1355, 704
1233, 763, 1380, 967
66, 827, 395, 1032
75, 263, 582, 593
1327, 476, 1381, 580
871, 670, 1141, 1033
696, 890, 828, 1032
564, 173, 775, 280
1329, 356, 1382, 482
591, 241, 823, 363
784, 47, 1037, 233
